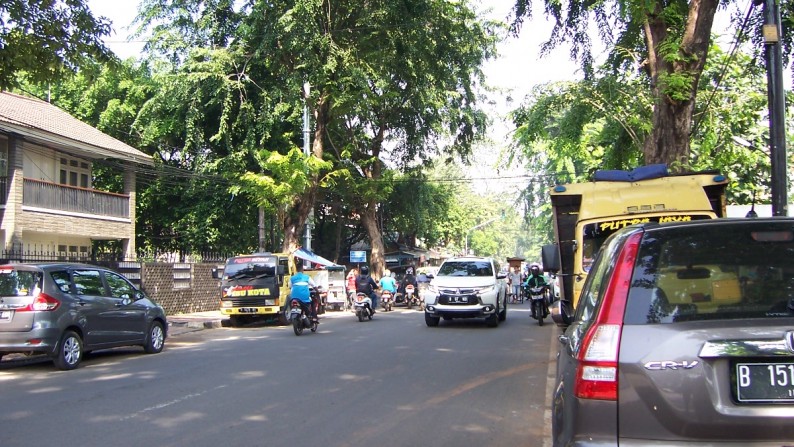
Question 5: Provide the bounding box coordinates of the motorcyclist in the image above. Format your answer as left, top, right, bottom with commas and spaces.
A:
355, 265, 379, 314
379, 270, 397, 301
398, 266, 419, 303
523, 263, 549, 318
290, 261, 319, 321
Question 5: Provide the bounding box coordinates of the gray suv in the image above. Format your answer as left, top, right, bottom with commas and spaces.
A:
0, 263, 167, 370
552, 218, 794, 445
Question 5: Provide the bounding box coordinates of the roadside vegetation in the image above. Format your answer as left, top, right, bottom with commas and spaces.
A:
1, 0, 792, 270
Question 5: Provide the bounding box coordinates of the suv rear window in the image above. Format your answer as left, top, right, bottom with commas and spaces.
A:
0, 269, 42, 296
625, 223, 794, 324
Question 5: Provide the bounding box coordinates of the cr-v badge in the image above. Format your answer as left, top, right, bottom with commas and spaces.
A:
644, 360, 699, 371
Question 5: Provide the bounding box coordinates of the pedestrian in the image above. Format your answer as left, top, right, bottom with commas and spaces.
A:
346, 268, 358, 307
508, 266, 521, 303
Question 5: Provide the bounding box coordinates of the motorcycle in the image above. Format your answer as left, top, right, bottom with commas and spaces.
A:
529, 286, 549, 326
354, 292, 374, 322
404, 284, 421, 309
381, 290, 394, 312
289, 293, 319, 336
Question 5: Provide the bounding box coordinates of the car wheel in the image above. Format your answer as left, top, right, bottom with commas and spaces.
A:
277, 310, 289, 326
144, 321, 165, 354
425, 313, 440, 327
485, 312, 499, 328
499, 295, 507, 321
52, 330, 83, 370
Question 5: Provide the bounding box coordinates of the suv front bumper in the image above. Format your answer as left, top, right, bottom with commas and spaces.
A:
423, 290, 499, 319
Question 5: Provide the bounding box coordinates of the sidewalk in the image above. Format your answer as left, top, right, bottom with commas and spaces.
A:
168, 311, 228, 336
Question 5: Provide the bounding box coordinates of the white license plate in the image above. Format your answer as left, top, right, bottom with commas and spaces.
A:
736, 362, 794, 402
0, 310, 11, 321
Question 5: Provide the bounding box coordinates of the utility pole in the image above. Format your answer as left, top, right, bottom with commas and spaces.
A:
758, 0, 788, 216
303, 82, 314, 251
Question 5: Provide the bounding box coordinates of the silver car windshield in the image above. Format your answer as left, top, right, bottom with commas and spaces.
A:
625, 222, 794, 323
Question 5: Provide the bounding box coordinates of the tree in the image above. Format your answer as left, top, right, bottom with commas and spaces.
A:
511, 0, 735, 167
0, 0, 114, 89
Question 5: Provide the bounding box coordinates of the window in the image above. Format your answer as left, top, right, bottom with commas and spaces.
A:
59, 156, 91, 188
0, 137, 7, 178
50, 271, 72, 293
72, 270, 104, 296
105, 271, 136, 299
625, 223, 794, 324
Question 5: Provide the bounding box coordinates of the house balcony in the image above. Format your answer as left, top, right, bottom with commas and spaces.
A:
20, 178, 129, 219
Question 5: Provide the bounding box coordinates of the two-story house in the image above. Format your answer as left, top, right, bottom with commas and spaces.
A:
0, 92, 153, 260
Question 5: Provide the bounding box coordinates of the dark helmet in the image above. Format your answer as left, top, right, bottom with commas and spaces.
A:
360, 266, 369, 276
530, 263, 541, 275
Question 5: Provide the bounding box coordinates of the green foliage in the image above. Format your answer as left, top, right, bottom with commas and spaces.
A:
233, 147, 338, 214
0, 0, 115, 89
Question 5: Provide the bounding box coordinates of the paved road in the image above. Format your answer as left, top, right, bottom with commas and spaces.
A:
0, 302, 558, 447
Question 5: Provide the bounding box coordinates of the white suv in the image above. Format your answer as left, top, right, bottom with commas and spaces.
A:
423, 256, 508, 327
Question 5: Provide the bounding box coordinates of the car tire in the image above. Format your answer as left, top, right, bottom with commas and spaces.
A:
499, 295, 507, 322
144, 321, 165, 354
425, 313, 440, 327
52, 330, 83, 370
485, 312, 499, 328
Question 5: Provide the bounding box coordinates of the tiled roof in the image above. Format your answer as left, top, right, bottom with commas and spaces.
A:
0, 91, 152, 165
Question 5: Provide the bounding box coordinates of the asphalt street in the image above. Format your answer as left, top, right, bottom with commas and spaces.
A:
1, 301, 559, 447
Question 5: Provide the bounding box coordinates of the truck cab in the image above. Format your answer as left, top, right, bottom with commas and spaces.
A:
543, 165, 728, 325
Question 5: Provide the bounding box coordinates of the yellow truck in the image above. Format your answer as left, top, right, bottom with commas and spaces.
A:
542, 165, 728, 324
212, 249, 341, 327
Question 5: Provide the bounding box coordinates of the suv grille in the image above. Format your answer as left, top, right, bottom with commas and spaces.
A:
438, 293, 480, 305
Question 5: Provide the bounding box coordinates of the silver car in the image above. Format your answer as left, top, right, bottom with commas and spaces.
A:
0, 263, 167, 370
553, 218, 794, 445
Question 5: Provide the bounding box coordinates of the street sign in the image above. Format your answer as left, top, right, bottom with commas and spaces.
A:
350, 250, 366, 263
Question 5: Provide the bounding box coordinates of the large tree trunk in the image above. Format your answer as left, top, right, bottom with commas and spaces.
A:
361, 202, 385, 279
642, 0, 718, 168
280, 95, 331, 253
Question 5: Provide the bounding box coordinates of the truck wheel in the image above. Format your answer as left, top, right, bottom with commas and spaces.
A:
229, 315, 242, 327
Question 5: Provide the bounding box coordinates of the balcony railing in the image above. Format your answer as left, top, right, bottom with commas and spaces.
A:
22, 178, 129, 219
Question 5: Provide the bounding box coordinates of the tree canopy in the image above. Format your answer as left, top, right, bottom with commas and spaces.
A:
0, 0, 114, 89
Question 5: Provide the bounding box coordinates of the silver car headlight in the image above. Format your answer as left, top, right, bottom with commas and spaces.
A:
475, 284, 496, 294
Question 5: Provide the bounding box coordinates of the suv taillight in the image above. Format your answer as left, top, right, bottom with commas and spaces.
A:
18, 292, 60, 312
574, 232, 642, 401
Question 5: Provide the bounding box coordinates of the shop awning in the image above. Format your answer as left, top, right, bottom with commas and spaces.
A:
293, 248, 342, 269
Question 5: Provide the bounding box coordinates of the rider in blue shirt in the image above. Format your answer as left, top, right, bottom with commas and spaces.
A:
290, 262, 319, 320
379, 270, 397, 294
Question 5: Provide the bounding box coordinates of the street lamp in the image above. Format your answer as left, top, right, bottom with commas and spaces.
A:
464, 216, 502, 255
756, 0, 788, 216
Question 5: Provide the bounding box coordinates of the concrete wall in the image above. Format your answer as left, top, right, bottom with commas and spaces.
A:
140, 263, 220, 316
